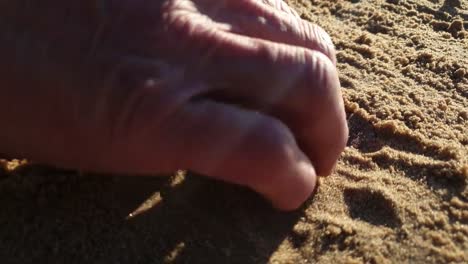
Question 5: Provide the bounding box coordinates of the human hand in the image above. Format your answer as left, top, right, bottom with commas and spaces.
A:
0, 0, 348, 210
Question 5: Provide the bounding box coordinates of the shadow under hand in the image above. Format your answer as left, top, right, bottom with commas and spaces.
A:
0, 166, 304, 264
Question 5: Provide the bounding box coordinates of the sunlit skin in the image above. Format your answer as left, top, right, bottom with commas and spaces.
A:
0, 0, 348, 210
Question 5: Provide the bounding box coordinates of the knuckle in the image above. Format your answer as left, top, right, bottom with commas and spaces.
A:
302, 50, 340, 100
315, 25, 336, 59
161, 0, 222, 53
162, 2, 198, 33
302, 22, 337, 64
261, 0, 299, 16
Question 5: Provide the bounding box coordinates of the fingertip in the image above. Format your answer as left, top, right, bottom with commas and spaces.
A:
313, 136, 348, 177
311, 25, 337, 65
308, 124, 348, 177
259, 159, 317, 211
315, 161, 337, 177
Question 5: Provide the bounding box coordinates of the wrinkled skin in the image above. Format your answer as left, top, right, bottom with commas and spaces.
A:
0, 0, 348, 210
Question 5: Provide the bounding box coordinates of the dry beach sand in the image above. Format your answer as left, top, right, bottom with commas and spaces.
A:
0, 0, 467, 263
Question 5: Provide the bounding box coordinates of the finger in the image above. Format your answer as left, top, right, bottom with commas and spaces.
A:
222, 0, 336, 64
170, 99, 317, 210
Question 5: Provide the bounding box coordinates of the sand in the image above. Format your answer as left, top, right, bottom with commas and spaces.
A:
0, 0, 467, 263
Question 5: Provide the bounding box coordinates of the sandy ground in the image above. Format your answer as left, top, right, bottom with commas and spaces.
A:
1, 0, 467, 263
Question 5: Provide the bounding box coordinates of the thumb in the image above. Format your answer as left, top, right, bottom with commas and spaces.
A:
97, 79, 317, 211
162, 99, 318, 210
